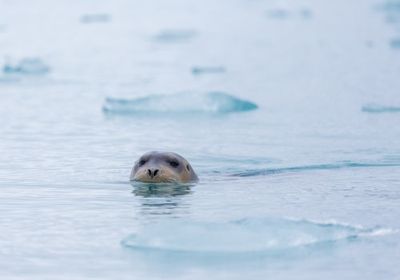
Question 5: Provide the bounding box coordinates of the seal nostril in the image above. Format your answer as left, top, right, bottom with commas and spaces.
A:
132, 152, 198, 183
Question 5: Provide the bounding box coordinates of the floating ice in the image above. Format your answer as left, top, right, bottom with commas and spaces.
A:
390, 38, 400, 48
121, 218, 393, 254
362, 104, 400, 113
80, 14, 111, 23
154, 30, 196, 42
377, 1, 400, 45
300, 9, 313, 19
103, 92, 258, 115
3, 58, 50, 75
266, 8, 313, 20
191, 66, 226, 75
380, 1, 400, 15
267, 9, 290, 19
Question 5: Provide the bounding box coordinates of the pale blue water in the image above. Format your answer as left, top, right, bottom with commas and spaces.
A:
1, 0, 400, 279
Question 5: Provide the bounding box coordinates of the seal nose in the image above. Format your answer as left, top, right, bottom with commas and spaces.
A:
147, 168, 159, 178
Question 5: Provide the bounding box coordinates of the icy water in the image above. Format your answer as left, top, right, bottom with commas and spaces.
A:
1, 0, 400, 279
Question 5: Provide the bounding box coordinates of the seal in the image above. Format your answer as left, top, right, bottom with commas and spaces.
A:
130, 151, 198, 183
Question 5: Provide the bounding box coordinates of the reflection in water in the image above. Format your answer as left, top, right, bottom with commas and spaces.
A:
131, 182, 193, 197
131, 182, 193, 217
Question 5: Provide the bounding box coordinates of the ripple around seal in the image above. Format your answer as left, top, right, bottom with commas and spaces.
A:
103, 92, 258, 115
121, 218, 394, 255
233, 162, 400, 177
362, 104, 400, 113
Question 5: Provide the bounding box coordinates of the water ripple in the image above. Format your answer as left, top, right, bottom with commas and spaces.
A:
233, 162, 400, 177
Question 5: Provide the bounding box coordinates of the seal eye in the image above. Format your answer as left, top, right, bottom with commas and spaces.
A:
169, 160, 179, 168
138, 159, 146, 166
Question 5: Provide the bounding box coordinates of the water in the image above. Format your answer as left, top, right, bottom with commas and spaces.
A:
1, 0, 400, 279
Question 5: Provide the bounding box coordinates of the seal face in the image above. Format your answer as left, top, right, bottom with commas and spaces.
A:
130, 151, 198, 183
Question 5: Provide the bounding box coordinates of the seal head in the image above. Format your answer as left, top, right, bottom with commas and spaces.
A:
130, 151, 198, 183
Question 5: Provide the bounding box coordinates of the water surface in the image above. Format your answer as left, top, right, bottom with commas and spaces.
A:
1, 0, 400, 279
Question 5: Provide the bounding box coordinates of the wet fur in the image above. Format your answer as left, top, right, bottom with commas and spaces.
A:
130, 151, 198, 183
